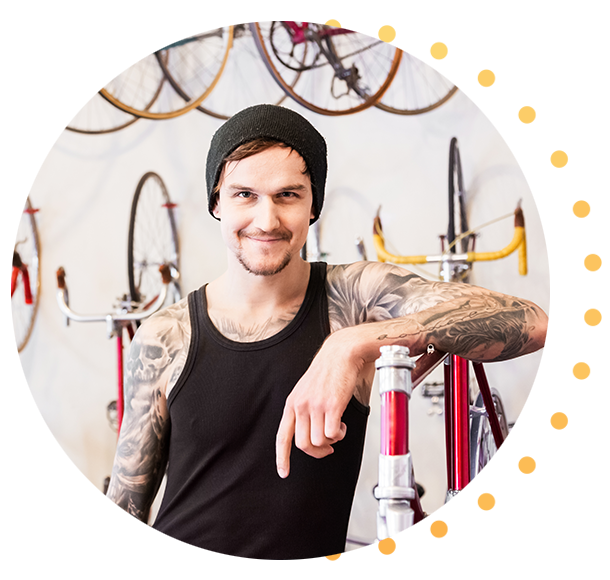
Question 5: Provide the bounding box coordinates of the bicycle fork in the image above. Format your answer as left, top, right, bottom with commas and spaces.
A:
444, 355, 471, 500
374, 345, 417, 539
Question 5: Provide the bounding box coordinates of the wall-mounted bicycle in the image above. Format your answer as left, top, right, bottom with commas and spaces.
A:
372, 137, 526, 535
55, 172, 180, 490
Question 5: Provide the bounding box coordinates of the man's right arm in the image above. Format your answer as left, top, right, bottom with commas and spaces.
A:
106, 300, 190, 522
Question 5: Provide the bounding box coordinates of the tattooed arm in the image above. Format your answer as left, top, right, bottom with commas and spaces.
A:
326, 261, 547, 362
275, 261, 547, 477
106, 299, 191, 522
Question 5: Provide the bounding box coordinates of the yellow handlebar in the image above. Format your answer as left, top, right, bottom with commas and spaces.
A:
373, 205, 528, 275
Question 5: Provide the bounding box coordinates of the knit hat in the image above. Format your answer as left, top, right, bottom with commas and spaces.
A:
206, 104, 328, 224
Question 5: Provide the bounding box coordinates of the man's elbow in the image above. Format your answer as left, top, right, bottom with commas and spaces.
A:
530, 304, 548, 353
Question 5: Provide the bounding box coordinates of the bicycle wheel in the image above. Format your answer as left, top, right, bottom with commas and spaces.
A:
469, 389, 509, 479
375, 51, 458, 115
127, 172, 180, 305
251, 21, 402, 116
447, 137, 471, 254
100, 27, 233, 120
65, 92, 142, 135
12, 197, 41, 352
158, 23, 293, 120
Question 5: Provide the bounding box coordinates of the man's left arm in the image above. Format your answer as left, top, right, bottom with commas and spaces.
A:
276, 262, 548, 477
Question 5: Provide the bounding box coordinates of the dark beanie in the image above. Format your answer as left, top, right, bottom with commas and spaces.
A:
206, 104, 327, 224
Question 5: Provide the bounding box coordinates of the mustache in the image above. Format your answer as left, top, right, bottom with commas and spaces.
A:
238, 228, 292, 241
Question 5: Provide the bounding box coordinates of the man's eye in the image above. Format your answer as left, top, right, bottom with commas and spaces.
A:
237, 192, 252, 198
279, 192, 297, 198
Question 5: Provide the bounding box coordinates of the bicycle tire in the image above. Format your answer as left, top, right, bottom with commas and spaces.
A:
469, 389, 509, 479
375, 51, 458, 115
127, 172, 180, 305
250, 21, 402, 116
100, 27, 233, 120
12, 197, 41, 352
157, 23, 293, 121
447, 137, 470, 254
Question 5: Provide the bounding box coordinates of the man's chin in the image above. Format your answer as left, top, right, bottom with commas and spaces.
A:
237, 251, 293, 277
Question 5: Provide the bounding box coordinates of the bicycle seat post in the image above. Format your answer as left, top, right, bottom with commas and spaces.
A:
374, 345, 417, 539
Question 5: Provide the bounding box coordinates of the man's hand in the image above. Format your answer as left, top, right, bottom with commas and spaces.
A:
275, 329, 363, 478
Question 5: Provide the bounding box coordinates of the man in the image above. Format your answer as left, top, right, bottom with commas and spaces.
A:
106, 104, 547, 559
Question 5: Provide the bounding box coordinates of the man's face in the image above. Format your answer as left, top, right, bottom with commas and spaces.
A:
213, 146, 314, 276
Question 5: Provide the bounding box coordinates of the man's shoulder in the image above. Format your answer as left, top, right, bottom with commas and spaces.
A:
136, 295, 191, 342
325, 261, 419, 291
324, 261, 421, 329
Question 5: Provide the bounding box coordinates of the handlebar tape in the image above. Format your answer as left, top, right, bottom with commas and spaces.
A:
159, 264, 172, 284
56, 267, 66, 289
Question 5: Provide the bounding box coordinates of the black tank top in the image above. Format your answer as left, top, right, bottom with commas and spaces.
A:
152, 262, 370, 559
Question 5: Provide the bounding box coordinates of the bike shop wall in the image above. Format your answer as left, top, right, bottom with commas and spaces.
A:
18, 82, 549, 545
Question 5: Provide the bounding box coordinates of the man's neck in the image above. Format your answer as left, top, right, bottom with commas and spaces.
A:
207, 255, 312, 320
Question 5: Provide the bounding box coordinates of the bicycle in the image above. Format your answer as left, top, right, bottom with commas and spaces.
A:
251, 21, 402, 115
12, 197, 41, 353
371, 137, 525, 536
55, 172, 180, 489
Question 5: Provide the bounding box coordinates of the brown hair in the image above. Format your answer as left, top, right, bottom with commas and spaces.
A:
211, 138, 310, 206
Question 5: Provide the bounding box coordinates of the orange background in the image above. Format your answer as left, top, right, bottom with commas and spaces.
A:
64, 20, 602, 560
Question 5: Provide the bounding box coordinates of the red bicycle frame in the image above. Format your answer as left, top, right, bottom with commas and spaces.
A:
376, 346, 506, 537
282, 21, 356, 44
11, 264, 33, 304
114, 321, 136, 432
444, 355, 471, 492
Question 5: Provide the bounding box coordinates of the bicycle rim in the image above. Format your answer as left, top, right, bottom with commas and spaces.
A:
127, 172, 180, 304
12, 197, 41, 352
251, 21, 402, 116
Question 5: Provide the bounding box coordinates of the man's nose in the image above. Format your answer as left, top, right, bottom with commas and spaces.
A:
252, 196, 281, 232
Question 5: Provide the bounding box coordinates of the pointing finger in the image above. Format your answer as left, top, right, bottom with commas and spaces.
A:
276, 406, 296, 479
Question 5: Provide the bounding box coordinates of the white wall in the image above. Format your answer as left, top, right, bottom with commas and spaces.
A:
17, 45, 549, 548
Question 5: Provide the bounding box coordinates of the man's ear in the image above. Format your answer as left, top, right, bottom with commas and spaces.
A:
310, 200, 315, 221
212, 193, 220, 218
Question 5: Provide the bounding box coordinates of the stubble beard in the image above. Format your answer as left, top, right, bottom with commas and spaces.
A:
235, 229, 294, 276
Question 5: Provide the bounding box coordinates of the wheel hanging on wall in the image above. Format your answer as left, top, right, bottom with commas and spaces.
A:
157, 23, 297, 120
127, 172, 180, 306
100, 27, 234, 120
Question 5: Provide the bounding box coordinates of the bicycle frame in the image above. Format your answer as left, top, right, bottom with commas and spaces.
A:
282, 22, 356, 44
11, 256, 33, 304
12, 204, 39, 304
375, 343, 506, 538
279, 22, 375, 101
